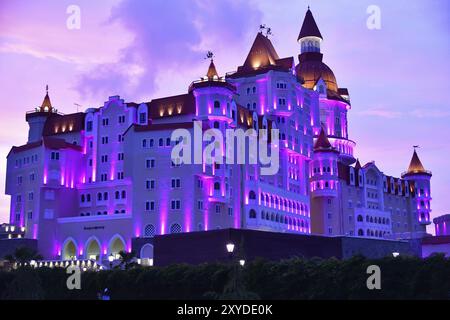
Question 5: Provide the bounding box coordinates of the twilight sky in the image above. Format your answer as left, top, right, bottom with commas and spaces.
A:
0, 0, 449, 233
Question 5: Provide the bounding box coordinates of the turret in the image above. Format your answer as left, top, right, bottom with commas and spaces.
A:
401, 148, 432, 225
189, 56, 236, 121
296, 7, 355, 165
26, 86, 57, 143
297, 7, 323, 54
310, 127, 339, 198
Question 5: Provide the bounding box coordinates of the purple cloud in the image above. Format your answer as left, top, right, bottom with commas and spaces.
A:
75, 0, 262, 101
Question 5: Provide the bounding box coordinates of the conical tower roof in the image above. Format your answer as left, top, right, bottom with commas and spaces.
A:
298, 8, 323, 41
206, 60, 219, 79
40, 86, 52, 112
404, 149, 431, 176
314, 127, 338, 153
242, 32, 280, 70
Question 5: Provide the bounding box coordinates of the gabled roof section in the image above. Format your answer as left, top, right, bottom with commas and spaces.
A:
43, 112, 86, 136
147, 93, 196, 119
8, 137, 82, 157
298, 8, 323, 41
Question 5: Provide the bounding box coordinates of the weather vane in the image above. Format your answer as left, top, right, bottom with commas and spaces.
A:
259, 24, 272, 38
205, 51, 214, 61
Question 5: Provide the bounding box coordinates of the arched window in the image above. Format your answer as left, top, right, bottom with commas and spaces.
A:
97, 193, 102, 201
115, 191, 120, 199
170, 223, 182, 234
248, 190, 256, 200
261, 211, 265, 219
271, 213, 275, 221
159, 138, 164, 147
249, 209, 256, 219
214, 100, 220, 109
214, 182, 221, 190
357, 215, 363, 222
121, 190, 126, 199
358, 229, 364, 236
143, 225, 155, 238
213, 122, 220, 129
103, 192, 108, 200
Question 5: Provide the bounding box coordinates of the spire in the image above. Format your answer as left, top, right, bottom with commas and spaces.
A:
298, 8, 323, 41
406, 149, 429, 175
206, 60, 219, 80
40, 85, 53, 112
314, 126, 336, 152
355, 158, 361, 169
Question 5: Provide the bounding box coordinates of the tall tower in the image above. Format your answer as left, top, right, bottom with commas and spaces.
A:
310, 127, 340, 235
26, 86, 56, 143
296, 8, 356, 165
402, 148, 432, 227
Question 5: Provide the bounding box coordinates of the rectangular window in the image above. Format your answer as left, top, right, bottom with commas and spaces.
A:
171, 200, 181, 210
28, 192, 34, 201
86, 121, 93, 132
215, 204, 221, 214
102, 118, 109, 126
146, 201, 155, 211
146, 180, 156, 190
27, 211, 33, 220
50, 152, 60, 160
146, 158, 155, 168
197, 200, 203, 210
139, 112, 147, 124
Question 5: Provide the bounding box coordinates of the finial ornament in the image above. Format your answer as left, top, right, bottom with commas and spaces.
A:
259, 24, 272, 38
413, 145, 420, 150
46, 84, 49, 94
205, 51, 214, 61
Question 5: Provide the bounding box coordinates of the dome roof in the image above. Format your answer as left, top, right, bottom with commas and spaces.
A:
296, 52, 338, 92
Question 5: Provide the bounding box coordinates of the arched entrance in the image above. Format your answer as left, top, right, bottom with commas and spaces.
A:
85, 237, 101, 260
62, 238, 77, 260
109, 235, 126, 259
140, 243, 154, 266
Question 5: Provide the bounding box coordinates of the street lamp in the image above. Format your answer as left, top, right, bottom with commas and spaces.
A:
108, 254, 114, 269
239, 259, 245, 267
226, 243, 235, 254
392, 252, 400, 258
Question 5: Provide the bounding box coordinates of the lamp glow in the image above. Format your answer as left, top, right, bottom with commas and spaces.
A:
226, 243, 235, 253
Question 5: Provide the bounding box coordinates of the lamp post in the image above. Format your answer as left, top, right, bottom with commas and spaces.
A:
108, 254, 114, 270
226, 242, 235, 261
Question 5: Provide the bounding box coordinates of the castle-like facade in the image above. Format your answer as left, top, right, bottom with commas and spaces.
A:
4, 9, 432, 263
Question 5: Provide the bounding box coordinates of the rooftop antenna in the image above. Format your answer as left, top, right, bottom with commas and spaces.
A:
74, 103, 82, 113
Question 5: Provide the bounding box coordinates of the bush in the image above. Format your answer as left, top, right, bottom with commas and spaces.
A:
0, 255, 448, 300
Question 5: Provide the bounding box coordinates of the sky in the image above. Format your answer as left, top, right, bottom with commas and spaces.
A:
0, 0, 449, 233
